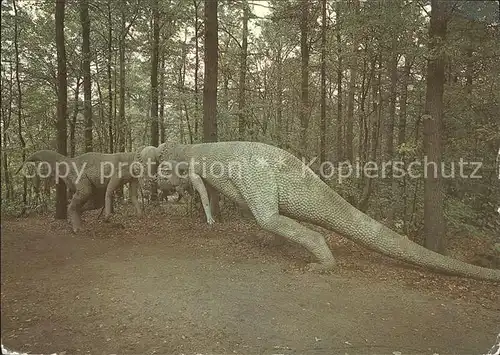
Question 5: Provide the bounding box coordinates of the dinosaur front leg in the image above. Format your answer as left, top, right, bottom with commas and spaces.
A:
234, 167, 336, 271
104, 176, 120, 222
129, 179, 143, 217
67, 190, 91, 233
189, 173, 214, 225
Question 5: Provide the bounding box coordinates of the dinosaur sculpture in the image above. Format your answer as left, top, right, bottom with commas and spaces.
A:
19, 150, 143, 232
135, 145, 204, 209
157, 141, 500, 281
133, 145, 162, 202
18, 151, 107, 212
101, 150, 151, 222
157, 176, 194, 202
152, 159, 214, 224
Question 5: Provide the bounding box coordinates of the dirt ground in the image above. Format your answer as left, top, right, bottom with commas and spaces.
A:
1, 203, 499, 355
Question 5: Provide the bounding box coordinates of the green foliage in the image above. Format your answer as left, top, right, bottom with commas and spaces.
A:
445, 197, 490, 239
1, 0, 498, 245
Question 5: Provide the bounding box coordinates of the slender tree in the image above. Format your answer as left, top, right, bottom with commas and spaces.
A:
319, 0, 327, 171
398, 55, 412, 233
276, 40, 283, 146
80, 0, 92, 152
69, 77, 81, 157
150, 0, 160, 148
118, 6, 126, 153
386, 40, 399, 227
237, 0, 249, 140
336, 2, 343, 162
193, 0, 201, 139
299, 0, 310, 153
106, 0, 114, 153
55, 0, 68, 218
148, 0, 160, 201
345, 0, 359, 162
159, 54, 166, 143
1, 62, 14, 200
203, 0, 220, 218
423, 0, 448, 253
13, 0, 27, 213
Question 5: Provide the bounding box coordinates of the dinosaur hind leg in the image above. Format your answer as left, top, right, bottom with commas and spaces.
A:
259, 214, 337, 271
234, 167, 336, 271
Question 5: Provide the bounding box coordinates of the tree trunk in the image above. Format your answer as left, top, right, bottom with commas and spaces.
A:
203, 0, 220, 219
336, 2, 343, 162
345, 0, 359, 163
180, 31, 193, 144
113, 38, 118, 151
319, 0, 327, 173
398, 55, 411, 234
299, 0, 310, 153
2, 62, 14, 200
55, 0, 68, 219
237, 0, 249, 140
159, 54, 166, 143
118, 6, 126, 152
107, 0, 114, 153
150, 0, 160, 149
276, 41, 283, 146
13, 0, 28, 213
385, 51, 398, 160
194, 0, 201, 139
94, 61, 105, 152
223, 72, 229, 113
398, 57, 410, 150
70, 77, 81, 157
423, 0, 448, 253
359, 57, 381, 212
358, 53, 370, 163
80, 0, 92, 152
386, 47, 399, 227
345, 65, 356, 162
2, 132, 11, 200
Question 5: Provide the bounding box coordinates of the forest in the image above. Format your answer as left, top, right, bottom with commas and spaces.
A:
2, 0, 499, 252
1, 1, 500, 354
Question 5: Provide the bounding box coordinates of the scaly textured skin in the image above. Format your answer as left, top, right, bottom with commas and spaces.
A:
133, 147, 207, 219
21, 150, 143, 232
134, 145, 162, 196
158, 141, 500, 281
153, 159, 214, 224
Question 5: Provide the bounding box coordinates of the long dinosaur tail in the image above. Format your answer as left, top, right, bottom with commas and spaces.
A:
314, 186, 500, 281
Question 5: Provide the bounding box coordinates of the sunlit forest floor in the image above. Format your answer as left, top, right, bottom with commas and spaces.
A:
1, 202, 499, 354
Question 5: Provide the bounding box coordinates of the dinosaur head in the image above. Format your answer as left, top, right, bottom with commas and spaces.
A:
155, 160, 189, 189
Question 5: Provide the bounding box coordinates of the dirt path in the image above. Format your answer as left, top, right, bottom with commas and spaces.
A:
1, 205, 499, 354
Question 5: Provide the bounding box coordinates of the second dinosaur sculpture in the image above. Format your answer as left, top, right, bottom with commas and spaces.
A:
19, 150, 146, 232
